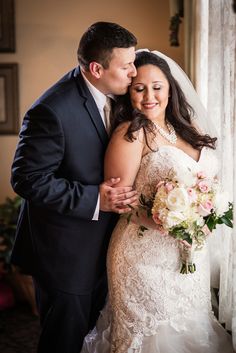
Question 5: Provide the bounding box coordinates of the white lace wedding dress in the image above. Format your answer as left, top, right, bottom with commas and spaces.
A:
81, 145, 234, 353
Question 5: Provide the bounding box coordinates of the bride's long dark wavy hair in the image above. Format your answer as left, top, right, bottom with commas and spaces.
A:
111, 51, 217, 150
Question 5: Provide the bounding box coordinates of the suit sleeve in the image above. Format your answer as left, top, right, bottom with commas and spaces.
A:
11, 103, 99, 220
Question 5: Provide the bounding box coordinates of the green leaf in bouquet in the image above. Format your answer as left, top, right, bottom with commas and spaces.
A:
126, 212, 133, 224
205, 215, 217, 232
138, 225, 148, 237
219, 216, 233, 228
180, 233, 192, 245
139, 193, 154, 209
139, 193, 147, 206
223, 203, 233, 221
170, 226, 192, 246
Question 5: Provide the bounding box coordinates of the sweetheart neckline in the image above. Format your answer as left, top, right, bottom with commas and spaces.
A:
142, 145, 205, 164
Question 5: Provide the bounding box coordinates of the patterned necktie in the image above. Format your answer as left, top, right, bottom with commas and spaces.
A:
103, 97, 112, 134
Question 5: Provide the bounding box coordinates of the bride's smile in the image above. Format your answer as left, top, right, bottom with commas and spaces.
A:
129, 63, 169, 122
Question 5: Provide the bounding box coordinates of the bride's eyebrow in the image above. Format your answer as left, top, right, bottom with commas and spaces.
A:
132, 82, 144, 85
133, 80, 163, 85
132, 80, 163, 87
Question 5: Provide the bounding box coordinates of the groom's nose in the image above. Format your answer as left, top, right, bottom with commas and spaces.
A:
128, 63, 137, 77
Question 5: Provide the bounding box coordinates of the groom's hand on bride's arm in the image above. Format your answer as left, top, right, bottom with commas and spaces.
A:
99, 177, 138, 213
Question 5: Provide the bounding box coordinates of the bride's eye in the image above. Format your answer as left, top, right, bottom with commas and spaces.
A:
135, 87, 145, 92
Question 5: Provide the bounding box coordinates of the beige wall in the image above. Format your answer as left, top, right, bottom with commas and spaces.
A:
0, 0, 184, 203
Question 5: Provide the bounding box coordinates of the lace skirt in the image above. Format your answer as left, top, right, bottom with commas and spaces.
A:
81, 301, 234, 353
81, 218, 234, 353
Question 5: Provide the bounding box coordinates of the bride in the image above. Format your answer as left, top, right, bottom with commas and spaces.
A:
81, 50, 234, 353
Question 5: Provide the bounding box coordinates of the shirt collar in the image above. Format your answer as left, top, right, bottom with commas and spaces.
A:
81, 70, 106, 109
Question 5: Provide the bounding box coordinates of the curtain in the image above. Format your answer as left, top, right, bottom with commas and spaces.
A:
193, 0, 236, 348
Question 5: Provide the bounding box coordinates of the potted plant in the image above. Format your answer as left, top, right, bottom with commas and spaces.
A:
0, 195, 21, 310
0, 196, 37, 315
0, 195, 21, 271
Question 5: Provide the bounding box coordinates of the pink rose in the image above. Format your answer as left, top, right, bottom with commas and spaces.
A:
198, 181, 210, 193
165, 182, 174, 193
202, 224, 211, 236
198, 200, 213, 216
152, 212, 162, 225
187, 187, 197, 202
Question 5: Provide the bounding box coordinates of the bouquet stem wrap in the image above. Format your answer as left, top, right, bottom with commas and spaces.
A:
179, 242, 196, 274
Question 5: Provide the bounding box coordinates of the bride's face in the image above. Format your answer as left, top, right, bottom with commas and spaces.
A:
129, 64, 170, 122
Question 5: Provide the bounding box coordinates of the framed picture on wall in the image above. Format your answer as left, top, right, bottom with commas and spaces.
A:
0, 0, 15, 52
0, 63, 19, 134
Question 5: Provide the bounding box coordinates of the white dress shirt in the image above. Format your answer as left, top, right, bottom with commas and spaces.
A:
82, 71, 108, 128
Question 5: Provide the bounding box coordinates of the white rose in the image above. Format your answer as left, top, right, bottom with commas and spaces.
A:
166, 187, 190, 212
174, 168, 197, 187
156, 208, 168, 222
165, 211, 186, 228
186, 208, 204, 226
213, 191, 230, 216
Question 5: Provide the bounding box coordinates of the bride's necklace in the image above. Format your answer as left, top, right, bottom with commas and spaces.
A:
153, 121, 177, 145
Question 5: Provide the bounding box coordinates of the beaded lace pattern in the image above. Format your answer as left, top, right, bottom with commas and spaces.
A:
107, 145, 219, 353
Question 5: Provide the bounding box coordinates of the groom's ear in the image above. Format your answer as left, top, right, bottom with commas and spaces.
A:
89, 62, 103, 79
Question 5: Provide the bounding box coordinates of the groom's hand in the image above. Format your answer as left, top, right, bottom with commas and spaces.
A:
99, 177, 138, 213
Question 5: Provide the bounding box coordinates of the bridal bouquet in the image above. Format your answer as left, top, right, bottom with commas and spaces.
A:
138, 168, 233, 274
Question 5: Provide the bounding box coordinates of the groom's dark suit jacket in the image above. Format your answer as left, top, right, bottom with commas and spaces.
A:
11, 67, 117, 295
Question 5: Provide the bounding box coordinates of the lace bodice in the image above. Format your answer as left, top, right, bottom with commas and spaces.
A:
107, 146, 219, 353
134, 145, 218, 198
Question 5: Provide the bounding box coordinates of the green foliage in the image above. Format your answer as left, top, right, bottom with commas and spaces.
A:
205, 202, 233, 232
139, 194, 154, 218
138, 225, 148, 238
170, 226, 192, 245
0, 196, 21, 272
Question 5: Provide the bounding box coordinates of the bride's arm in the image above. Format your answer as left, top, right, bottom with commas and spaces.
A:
105, 123, 163, 231
104, 122, 144, 187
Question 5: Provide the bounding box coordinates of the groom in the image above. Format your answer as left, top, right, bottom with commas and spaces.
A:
11, 22, 137, 353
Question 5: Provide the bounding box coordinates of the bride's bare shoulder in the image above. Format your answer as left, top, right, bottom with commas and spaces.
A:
111, 122, 145, 143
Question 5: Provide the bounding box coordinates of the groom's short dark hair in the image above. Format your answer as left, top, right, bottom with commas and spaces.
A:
77, 22, 137, 70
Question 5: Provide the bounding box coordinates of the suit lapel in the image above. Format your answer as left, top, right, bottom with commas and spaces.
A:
74, 67, 108, 146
